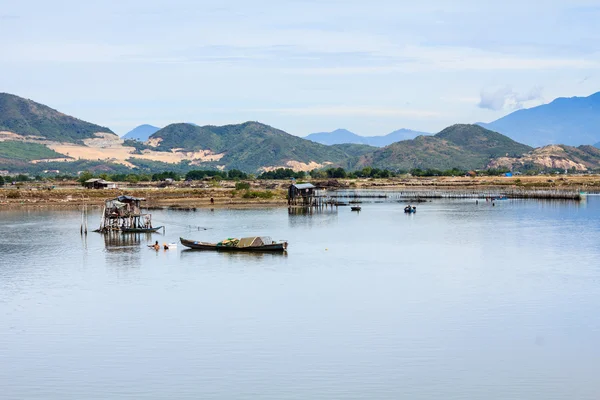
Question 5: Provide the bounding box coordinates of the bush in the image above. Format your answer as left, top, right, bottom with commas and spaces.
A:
235, 182, 250, 190
242, 190, 274, 199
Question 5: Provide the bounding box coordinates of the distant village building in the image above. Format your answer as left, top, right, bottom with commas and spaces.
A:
84, 178, 117, 189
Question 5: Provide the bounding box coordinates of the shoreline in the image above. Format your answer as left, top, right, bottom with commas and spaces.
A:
1, 175, 598, 209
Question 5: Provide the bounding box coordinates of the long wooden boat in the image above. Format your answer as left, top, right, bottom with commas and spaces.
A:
180, 237, 288, 252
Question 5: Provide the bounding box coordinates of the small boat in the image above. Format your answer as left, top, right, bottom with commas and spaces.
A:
404, 206, 416, 213
351, 206, 361, 211
120, 226, 163, 233
180, 236, 288, 252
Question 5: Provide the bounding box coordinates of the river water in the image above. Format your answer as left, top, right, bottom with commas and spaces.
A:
1, 196, 599, 399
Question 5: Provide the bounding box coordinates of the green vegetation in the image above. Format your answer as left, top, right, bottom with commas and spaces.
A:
409, 168, 467, 177
151, 171, 180, 181
242, 190, 275, 199
257, 168, 305, 180
0, 93, 114, 143
0, 175, 4, 186
0, 141, 68, 161
185, 169, 249, 180
235, 182, 250, 190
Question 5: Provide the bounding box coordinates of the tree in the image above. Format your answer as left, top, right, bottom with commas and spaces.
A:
78, 171, 94, 185
228, 169, 248, 180
0, 175, 4, 186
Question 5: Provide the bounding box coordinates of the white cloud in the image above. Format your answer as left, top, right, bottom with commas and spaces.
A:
478, 86, 544, 111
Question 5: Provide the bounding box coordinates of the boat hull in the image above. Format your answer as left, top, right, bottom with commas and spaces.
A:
180, 238, 287, 252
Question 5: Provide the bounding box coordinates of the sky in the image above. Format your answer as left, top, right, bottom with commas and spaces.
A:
0, 0, 599, 137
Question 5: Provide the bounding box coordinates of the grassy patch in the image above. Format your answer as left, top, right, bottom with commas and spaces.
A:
0, 142, 67, 161
242, 190, 274, 199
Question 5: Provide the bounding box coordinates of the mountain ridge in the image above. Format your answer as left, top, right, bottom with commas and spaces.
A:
147, 121, 372, 171
479, 91, 600, 147
356, 124, 533, 171
0, 92, 114, 143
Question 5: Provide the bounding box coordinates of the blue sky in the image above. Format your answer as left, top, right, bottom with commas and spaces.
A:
0, 0, 598, 136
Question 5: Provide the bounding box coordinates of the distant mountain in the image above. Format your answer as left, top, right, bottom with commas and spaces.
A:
305, 128, 430, 147
0, 92, 114, 143
355, 124, 532, 171
305, 129, 366, 145
366, 129, 431, 147
123, 124, 160, 141
148, 122, 366, 172
479, 91, 600, 147
595, 142, 600, 149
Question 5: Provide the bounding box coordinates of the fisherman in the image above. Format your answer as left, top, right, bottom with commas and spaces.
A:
152, 240, 160, 251
163, 243, 169, 250
210, 197, 214, 205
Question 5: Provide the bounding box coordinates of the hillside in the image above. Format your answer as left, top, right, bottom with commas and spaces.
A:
305, 128, 430, 147
489, 145, 600, 171
123, 124, 160, 141
479, 91, 600, 147
595, 142, 600, 149
330, 143, 377, 158
149, 121, 359, 171
0, 93, 115, 143
0, 141, 68, 161
356, 124, 532, 170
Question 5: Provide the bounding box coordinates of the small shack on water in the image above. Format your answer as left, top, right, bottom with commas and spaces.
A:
84, 178, 117, 190
288, 183, 316, 206
97, 195, 154, 233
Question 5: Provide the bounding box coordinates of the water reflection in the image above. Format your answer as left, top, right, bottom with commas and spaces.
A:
288, 207, 338, 228
181, 248, 288, 259
102, 232, 160, 251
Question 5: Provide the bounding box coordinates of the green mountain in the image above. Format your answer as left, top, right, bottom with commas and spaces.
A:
329, 143, 378, 157
149, 121, 371, 172
0, 93, 114, 143
356, 124, 533, 170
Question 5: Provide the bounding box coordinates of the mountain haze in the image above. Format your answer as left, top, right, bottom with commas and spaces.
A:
305, 128, 430, 147
0, 93, 114, 143
479, 91, 600, 147
123, 124, 160, 141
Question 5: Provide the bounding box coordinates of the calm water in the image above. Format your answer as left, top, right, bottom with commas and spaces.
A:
1, 196, 600, 399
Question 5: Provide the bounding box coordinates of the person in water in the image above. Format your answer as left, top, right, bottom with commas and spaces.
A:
152, 241, 160, 251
